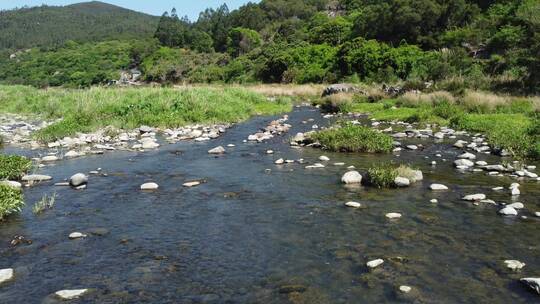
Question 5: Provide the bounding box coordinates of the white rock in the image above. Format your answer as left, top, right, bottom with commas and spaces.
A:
69, 232, 87, 239
183, 181, 201, 187
406, 145, 418, 150
535, 212, 540, 217
318, 155, 330, 161
64, 151, 80, 158
394, 177, 410, 187
0, 268, 14, 284
266, 150, 274, 154
305, 163, 325, 169
55, 289, 88, 300
499, 206, 518, 216
69, 173, 88, 187
366, 259, 384, 268
430, 199, 438, 203
141, 141, 159, 149
511, 187, 520, 196
520, 278, 540, 295
507, 202, 524, 209
399, 285, 412, 293
208, 146, 225, 154
504, 260, 525, 271
345, 201, 361, 208
454, 159, 474, 167
462, 194, 486, 201
458, 152, 476, 160
41, 155, 59, 162
475, 161, 488, 166
22, 174, 52, 182
274, 158, 285, 165
341, 171, 362, 184
140, 182, 159, 190
492, 187, 504, 191
386, 212, 402, 219
429, 184, 448, 191
333, 162, 345, 166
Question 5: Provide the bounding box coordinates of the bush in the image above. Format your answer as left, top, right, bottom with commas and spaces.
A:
0, 155, 32, 180
311, 123, 393, 153
365, 163, 398, 188
0, 185, 24, 221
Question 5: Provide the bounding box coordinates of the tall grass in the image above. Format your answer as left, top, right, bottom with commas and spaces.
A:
0, 85, 291, 142
311, 123, 394, 153
0, 185, 24, 221
0, 155, 32, 180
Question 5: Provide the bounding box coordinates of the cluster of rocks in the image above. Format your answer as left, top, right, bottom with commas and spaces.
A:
0, 114, 55, 145
453, 151, 539, 180
247, 115, 291, 142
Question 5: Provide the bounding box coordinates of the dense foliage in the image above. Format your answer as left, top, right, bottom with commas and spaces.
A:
0, 184, 24, 221
0, 155, 32, 180
0, 0, 539, 92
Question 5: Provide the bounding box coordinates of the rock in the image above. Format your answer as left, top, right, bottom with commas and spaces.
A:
454, 159, 474, 167
399, 286, 412, 293
535, 212, 540, 217
507, 202, 524, 209
0, 268, 14, 284
321, 84, 360, 97
458, 152, 476, 160
22, 174, 52, 182
140, 182, 159, 190
434, 132, 444, 139
141, 140, 159, 149
429, 184, 448, 191
492, 187, 504, 191
139, 125, 153, 133
208, 146, 225, 154
504, 260, 525, 271
183, 181, 201, 187
386, 212, 402, 219
69, 173, 88, 187
305, 163, 325, 169
69, 232, 87, 239
266, 150, 274, 154
520, 278, 540, 295
499, 206, 518, 216
41, 155, 58, 162
55, 289, 88, 300
475, 161, 488, 166
274, 158, 285, 165
341, 171, 362, 184
394, 177, 410, 187
406, 145, 418, 150
318, 155, 330, 161
345, 201, 361, 208
462, 194, 486, 201
486, 165, 505, 171
410, 170, 423, 182
366, 259, 384, 268
0, 181, 22, 189
64, 150, 80, 158
333, 162, 345, 166
430, 199, 438, 203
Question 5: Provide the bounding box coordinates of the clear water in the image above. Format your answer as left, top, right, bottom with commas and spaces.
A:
0, 106, 539, 303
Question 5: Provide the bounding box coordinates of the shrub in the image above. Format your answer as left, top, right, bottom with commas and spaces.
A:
311, 123, 393, 153
460, 91, 510, 113
0, 155, 32, 180
365, 163, 398, 188
0, 185, 24, 221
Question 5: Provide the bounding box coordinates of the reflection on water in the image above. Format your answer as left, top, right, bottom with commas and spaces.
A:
0, 107, 539, 303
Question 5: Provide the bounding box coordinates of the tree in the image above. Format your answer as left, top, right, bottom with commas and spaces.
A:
227, 27, 262, 57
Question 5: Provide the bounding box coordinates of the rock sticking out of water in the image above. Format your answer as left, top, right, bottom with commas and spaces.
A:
399, 286, 412, 293
504, 260, 525, 271
394, 177, 410, 187
366, 259, 384, 268
208, 146, 225, 154
345, 202, 361, 208
341, 171, 362, 184
520, 278, 540, 295
0, 268, 14, 285
319, 155, 330, 161
499, 206, 518, 216
183, 181, 201, 187
55, 289, 89, 300
69, 173, 88, 187
429, 184, 448, 191
141, 183, 159, 190
462, 194, 486, 201
22, 174, 52, 183
69, 232, 87, 239
386, 213, 402, 219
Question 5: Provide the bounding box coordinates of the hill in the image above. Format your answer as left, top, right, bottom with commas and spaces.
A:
0, 1, 159, 50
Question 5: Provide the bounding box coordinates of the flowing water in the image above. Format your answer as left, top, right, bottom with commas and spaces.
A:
0, 106, 539, 303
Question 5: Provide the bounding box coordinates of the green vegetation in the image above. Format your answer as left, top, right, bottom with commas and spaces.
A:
365, 163, 398, 189
0, 155, 32, 180
0, 185, 24, 221
0, 85, 291, 142
32, 192, 57, 215
311, 123, 393, 153
0, 0, 539, 92
0, 1, 158, 50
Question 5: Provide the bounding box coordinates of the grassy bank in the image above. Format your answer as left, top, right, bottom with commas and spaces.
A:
318, 89, 539, 159
311, 123, 393, 153
0, 85, 292, 142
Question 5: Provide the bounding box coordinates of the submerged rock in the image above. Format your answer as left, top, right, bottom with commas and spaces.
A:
140, 182, 159, 190
55, 289, 88, 300
504, 260, 525, 271
208, 146, 225, 154
341, 171, 362, 184
318, 155, 330, 161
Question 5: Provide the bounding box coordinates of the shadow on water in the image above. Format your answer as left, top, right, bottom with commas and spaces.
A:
0, 106, 539, 303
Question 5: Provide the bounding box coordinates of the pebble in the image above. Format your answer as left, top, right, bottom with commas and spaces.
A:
0, 268, 14, 284
41, 155, 59, 162
318, 155, 330, 161
386, 213, 402, 219
430, 199, 438, 203
345, 201, 361, 208
55, 289, 89, 300
274, 158, 284, 165
208, 146, 225, 154
462, 194, 486, 201
507, 202, 524, 209
399, 285, 412, 293
504, 260, 525, 271
69, 232, 87, 239
266, 150, 274, 154
366, 259, 384, 268
140, 182, 159, 190
183, 181, 201, 187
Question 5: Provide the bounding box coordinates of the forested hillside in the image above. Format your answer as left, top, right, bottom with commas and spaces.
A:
0, 1, 159, 50
1, 0, 539, 93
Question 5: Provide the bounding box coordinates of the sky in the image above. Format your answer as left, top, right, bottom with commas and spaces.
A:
0, 0, 256, 20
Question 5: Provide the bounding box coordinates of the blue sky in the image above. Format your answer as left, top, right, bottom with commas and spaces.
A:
0, 0, 256, 19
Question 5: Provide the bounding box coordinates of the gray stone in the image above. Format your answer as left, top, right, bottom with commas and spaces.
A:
499, 206, 518, 216
341, 171, 362, 184
208, 146, 225, 154
462, 194, 486, 201
69, 173, 88, 187
0, 268, 14, 285
394, 177, 410, 187
429, 184, 448, 191
55, 289, 89, 300
140, 182, 159, 190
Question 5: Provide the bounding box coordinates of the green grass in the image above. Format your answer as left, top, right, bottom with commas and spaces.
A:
0, 155, 32, 180
311, 123, 394, 153
0, 85, 292, 142
0, 185, 24, 221
32, 192, 56, 215
365, 163, 399, 188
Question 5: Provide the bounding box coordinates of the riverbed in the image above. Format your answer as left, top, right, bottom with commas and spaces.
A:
0, 106, 539, 303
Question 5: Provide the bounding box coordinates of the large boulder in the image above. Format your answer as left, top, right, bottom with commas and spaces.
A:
341, 171, 362, 184
69, 173, 88, 187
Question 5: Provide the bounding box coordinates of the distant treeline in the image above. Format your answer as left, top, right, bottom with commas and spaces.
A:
0, 0, 539, 93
